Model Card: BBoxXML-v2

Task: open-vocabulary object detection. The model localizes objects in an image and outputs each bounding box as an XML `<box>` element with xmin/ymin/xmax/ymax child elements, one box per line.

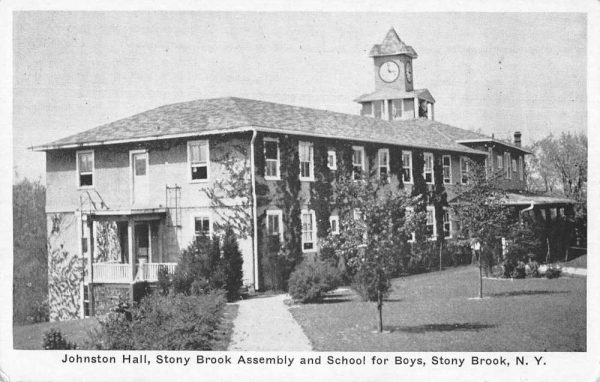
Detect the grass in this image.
<box><xmin>13</xmin><ymin>302</ymin><xmax>239</xmax><ymax>350</ymax></box>
<box><xmin>13</xmin><ymin>318</ymin><xmax>100</xmax><ymax>350</ymax></box>
<box><xmin>289</xmin><ymin>265</ymin><xmax>586</xmax><ymax>351</ymax></box>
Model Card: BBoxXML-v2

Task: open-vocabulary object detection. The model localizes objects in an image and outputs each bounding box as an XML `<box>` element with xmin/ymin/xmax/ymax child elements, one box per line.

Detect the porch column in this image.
<box><xmin>128</xmin><ymin>219</ymin><xmax>135</xmax><ymax>280</ymax></box>
<box><xmin>427</xmin><ymin>103</ymin><xmax>434</xmax><ymax>120</ymax></box>
<box><xmin>88</xmin><ymin>219</ymin><xmax>95</xmax><ymax>316</ymax></box>
<box><xmin>414</xmin><ymin>97</ymin><xmax>419</xmax><ymax>118</ymax></box>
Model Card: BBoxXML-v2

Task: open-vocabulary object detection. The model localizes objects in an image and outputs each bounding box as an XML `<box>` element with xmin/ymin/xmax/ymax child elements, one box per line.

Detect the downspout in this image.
<box><xmin>250</xmin><ymin>129</ymin><xmax>259</xmax><ymax>291</ymax></box>
<box><xmin>520</xmin><ymin>201</ymin><xmax>535</xmax><ymax>215</ymax></box>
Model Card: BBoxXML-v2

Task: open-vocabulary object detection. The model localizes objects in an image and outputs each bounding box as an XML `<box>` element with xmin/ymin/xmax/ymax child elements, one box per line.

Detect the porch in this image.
<box><xmin>83</xmin><ymin>208</ymin><xmax>179</xmax><ymax>284</ymax></box>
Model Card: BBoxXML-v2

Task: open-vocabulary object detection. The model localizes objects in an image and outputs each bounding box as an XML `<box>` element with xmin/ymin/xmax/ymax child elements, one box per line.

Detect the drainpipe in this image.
<box><xmin>250</xmin><ymin>128</ymin><xmax>259</xmax><ymax>291</ymax></box>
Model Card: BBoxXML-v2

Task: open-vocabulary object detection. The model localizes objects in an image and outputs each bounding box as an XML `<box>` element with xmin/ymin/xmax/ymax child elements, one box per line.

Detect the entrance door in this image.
<box><xmin>131</xmin><ymin>151</ymin><xmax>149</xmax><ymax>205</ymax></box>
<box><xmin>134</xmin><ymin>223</ymin><xmax>150</xmax><ymax>262</ymax></box>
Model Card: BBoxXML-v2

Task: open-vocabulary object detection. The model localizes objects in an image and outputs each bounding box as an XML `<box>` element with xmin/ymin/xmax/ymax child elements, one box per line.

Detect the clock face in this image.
<box><xmin>405</xmin><ymin>62</ymin><xmax>413</xmax><ymax>83</ymax></box>
<box><xmin>379</xmin><ymin>61</ymin><xmax>399</xmax><ymax>83</ymax></box>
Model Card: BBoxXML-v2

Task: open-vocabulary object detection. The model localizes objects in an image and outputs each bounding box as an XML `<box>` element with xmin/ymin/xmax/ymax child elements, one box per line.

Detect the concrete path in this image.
<box><xmin>227</xmin><ymin>294</ymin><xmax>313</xmax><ymax>351</ymax></box>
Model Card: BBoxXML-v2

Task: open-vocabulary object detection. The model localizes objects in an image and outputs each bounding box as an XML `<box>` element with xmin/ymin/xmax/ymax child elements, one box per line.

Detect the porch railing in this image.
<box><xmin>93</xmin><ymin>263</ymin><xmax>131</xmax><ymax>283</ymax></box>
<box><xmin>92</xmin><ymin>262</ymin><xmax>177</xmax><ymax>283</ymax></box>
<box><xmin>136</xmin><ymin>262</ymin><xmax>178</xmax><ymax>282</ymax></box>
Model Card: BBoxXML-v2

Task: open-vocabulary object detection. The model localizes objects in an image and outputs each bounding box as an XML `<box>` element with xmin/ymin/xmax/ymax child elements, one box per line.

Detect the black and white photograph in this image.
<box><xmin>2</xmin><ymin>2</ymin><xmax>597</xmax><ymax>381</ymax></box>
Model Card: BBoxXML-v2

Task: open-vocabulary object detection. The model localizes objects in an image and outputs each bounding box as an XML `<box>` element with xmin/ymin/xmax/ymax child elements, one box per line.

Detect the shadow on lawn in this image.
<box><xmin>490</xmin><ymin>290</ymin><xmax>569</xmax><ymax>298</ymax></box>
<box><xmin>386</xmin><ymin>322</ymin><xmax>496</xmax><ymax>333</ymax></box>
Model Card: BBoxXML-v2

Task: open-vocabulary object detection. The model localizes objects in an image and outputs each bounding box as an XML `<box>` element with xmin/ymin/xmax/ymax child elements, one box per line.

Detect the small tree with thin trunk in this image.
<box><xmin>322</xmin><ymin>175</ymin><xmax>424</xmax><ymax>332</ymax></box>
<box><xmin>451</xmin><ymin>162</ymin><xmax>513</xmax><ymax>298</ymax></box>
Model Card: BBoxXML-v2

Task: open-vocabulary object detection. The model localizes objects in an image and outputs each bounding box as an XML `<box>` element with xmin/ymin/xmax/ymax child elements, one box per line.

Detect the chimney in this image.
<box><xmin>513</xmin><ymin>131</ymin><xmax>522</xmax><ymax>147</ymax></box>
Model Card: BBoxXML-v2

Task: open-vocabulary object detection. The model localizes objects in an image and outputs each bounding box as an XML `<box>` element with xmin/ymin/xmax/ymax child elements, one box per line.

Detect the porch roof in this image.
<box><xmin>504</xmin><ymin>193</ymin><xmax>576</xmax><ymax>207</ymax></box>
<box><xmin>87</xmin><ymin>207</ymin><xmax>167</xmax><ymax>219</ymax></box>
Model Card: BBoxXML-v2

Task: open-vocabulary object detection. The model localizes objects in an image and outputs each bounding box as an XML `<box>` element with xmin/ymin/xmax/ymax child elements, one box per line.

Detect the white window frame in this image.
<box><xmin>187</xmin><ymin>140</ymin><xmax>209</xmax><ymax>183</ymax></box>
<box><xmin>266</xmin><ymin>210</ymin><xmax>284</xmax><ymax>242</ymax></box>
<box><xmin>426</xmin><ymin>206</ymin><xmax>437</xmax><ymax>239</ymax></box>
<box><xmin>378</xmin><ymin>148</ymin><xmax>390</xmax><ymax>182</ymax></box>
<box><xmin>512</xmin><ymin>158</ymin><xmax>517</xmax><ymax>175</ymax></box>
<box><xmin>402</xmin><ymin>150</ymin><xmax>413</xmax><ymax>184</ymax></box>
<box><xmin>406</xmin><ymin>207</ymin><xmax>416</xmax><ymax>243</ymax></box>
<box><xmin>301</xmin><ymin>209</ymin><xmax>317</xmax><ymax>253</ymax></box>
<box><xmin>327</xmin><ymin>150</ymin><xmax>337</xmax><ymax>170</ymax></box>
<box><xmin>192</xmin><ymin>214</ymin><xmax>212</xmax><ymax>239</ymax></box>
<box><xmin>504</xmin><ymin>152</ymin><xmax>512</xmax><ymax>179</ymax></box>
<box><xmin>497</xmin><ymin>154</ymin><xmax>503</xmax><ymax>170</ymax></box>
<box><xmin>352</xmin><ymin>146</ymin><xmax>365</xmax><ymax>181</ymax></box>
<box><xmin>263</xmin><ymin>137</ymin><xmax>280</xmax><ymax>180</ymax></box>
<box><xmin>329</xmin><ymin>215</ymin><xmax>340</xmax><ymax>235</ymax></box>
<box><xmin>442</xmin><ymin>155</ymin><xmax>452</xmax><ymax>184</ymax></box>
<box><xmin>443</xmin><ymin>208</ymin><xmax>452</xmax><ymax>239</ymax></box>
<box><xmin>299</xmin><ymin>141</ymin><xmax>315</xmax><ymax>181</ymax></box>
<box><xmin>423</xmin><ymin>152</ymin><xmax>434</xmax><ymax>184</ymax></box>
<box><xmin>460</xmin><ymin>156</ymin><xmax>470</xmax><ymax>185</ymax></box>
<box><xmin>76</xmin><ymin>149</ymin><xmax>95</xmax><ymax>189</ymax></box>
<box><xmin>519</xmin><ymin>156</ymin><xmax>524</xmax><ymax>181</ymax></box>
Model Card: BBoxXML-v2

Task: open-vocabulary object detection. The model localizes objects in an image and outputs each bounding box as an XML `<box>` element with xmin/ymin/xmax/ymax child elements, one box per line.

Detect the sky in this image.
<box><xmin>12</xmin><ymin>11</ymin><xmax>587</xmax><ymax>183</ymax></box>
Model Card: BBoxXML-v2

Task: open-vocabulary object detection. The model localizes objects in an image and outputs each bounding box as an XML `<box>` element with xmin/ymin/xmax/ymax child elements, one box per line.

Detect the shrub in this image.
<box><xmin>89</xmin><ymin>291</ymin><xmax>226</xmax><ymax>350</ymax></box>
<box><xmin>525</xmin><ymin>260</ymin><xmax>540</xmax><ymax>278</ymax></box>
<box><xmin>172</xmin><ymin>235</ymin><xmax>224</xmax><ymax>295</ymax></box>
<box><xmin>510</xmin><ymin>261</ymin><xmax>526</xmax><ymax>279</ymax></box>
<box><xmin>352</xmin><ymin>267</ymin><xmax>391</xmax><ymax>302</ymax></box>
<box><xmin>157</xmin><ymin>265</ymin><xmax>171</xmax><ymax>296</ymax></box>
<box><xmin>545</xmin><ymin>266</ymin><xmax>562</xmax><ymax>279</ymax></box>
<box><xmin>42</xmin><ymin>328</ymin><xmax>77</xmax><ymax>350</ymax></box>
<box><xmin>288</xmin><ymin>259</ymin><xmax>341</xmax><ymax>303</ymax></box>
<box><xmin>28</xmin><ymin>299</ymin><xmax>49</xmax><ymax>324</ymax></box>
<box><xmin>221</xmin><ymin>226</ymin><xmax>244</xmax><ymax>301</ymax></box>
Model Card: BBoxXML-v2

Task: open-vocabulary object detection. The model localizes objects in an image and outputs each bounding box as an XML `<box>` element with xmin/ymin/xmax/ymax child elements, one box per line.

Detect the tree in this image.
<box><xmin>526</xmin><ymin>132</ymin><xmax>587</xmax><ymax>244</ymax></box>
<box><xmin>221</xmin><ymin>225</ymin><xmax>244</xmax><ymax>301</ymax></box>
<box><xmin>322</xmin><ymin>175</ymin><xmax>424</xmax><ymax>332</ymax></box>
<box><xmin>13</xmin><ymin>177</ymin><xmax>49</xmax><ymax>323</ymax></box>
<box><xmin>451</xmin><ymin>162</ymin><xmax>514</xmax><ymax>298</ymax></box>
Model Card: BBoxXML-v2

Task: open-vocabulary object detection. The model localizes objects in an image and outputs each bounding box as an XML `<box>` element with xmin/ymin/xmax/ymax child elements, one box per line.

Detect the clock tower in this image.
<box><xmin>355</xmin><ymin>28</ymin><xmax>435</xmax><ymax>121</ymax></box>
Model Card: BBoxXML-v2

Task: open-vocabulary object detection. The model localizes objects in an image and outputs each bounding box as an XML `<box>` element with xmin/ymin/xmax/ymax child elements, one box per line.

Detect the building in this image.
<box><xmin>33</xmin><ymin>28</ymin><xmax>570</xmax><ymax>321</ymax></box>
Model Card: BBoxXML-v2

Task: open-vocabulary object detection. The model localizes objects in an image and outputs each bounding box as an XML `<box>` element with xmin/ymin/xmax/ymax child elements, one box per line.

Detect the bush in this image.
<box><xmin>172</xmin><ymin>235</ymin><xmax>224</xmax><ymax>295</ymax></box>
<box><xmin>221</xmin><ymin>226</ymin><xmax>244</xmax><ymax>301</ymax></box>
<box><xmin>352</xmin><ymin>267</ymin><xmax>391</xmax><ymax>302</ymax></box>
<box><xmin>510</xmin><ymin>261</ymin><xmax>526</xmax><ymax>279</ymax></box>
<box><xmin>525</xmin><ymin>260</ymin><xmax>540</xmax><ymax>278</ymax></box>
<box><xmin>545</xmin><ymin>266</ymin><xmax>562</xmax><ymax>279</ymax></box>
<box><xmin>157</xmin><ymin>265</ymin><xmax>171</xmax><ymax>296</ymax></box>
<box><xmin>288</xmin><ymin>259</ymin><xmax>341</xmax><ymax>303</ymax></box>
<box><xmin>90</xmin><ymin>291</ymin><xmax>226</xmax><ymax>350</ymax></box>
<box><xmin>42</xmin><ymin>328</ymin><xmax>77</xmax><ymax>350</ymax></box>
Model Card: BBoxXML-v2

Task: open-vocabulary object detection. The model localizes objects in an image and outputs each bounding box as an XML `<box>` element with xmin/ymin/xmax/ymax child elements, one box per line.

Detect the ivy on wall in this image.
<box><xmin>309</xmin><ymin>140</ymin><xmax>333</xmax><ymax>239</ymax></box>
<box><xmin>432</xmin><ymin>154</ymin><xmax>448</xmax><ymax>245</ymax></box>
<box><xmin>390</xmin><ymin>148</ymin><xmax>404</xmax><ymax>190</ymax></box>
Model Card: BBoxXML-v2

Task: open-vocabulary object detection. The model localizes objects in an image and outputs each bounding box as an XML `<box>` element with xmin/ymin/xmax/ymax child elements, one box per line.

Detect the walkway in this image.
<box><xmin>227</xmin><ymin>294</ymin><xmax>313</xmax><ymax>351</ymax></box>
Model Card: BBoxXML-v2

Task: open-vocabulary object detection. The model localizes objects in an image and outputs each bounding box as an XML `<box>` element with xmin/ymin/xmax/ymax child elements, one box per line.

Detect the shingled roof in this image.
<box><xmin>369</xmin><ymin>28</ymin><xmax>418</xmax><ymax>58</ymax></box>
<box><xmin>33</xmin><ymin>97</ymin><xmax>488</xmax><ymax>156</ymax></box>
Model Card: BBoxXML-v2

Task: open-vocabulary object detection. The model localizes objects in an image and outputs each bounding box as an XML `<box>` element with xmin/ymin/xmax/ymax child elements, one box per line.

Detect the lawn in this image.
<box><xmin>13</xmin><ymin>304</ymin><xmax>239</xmax><ymax>350</ymax></box>
<box><xmin>289</xmin><ymin>266</ymin><xmax>586</xmax><ymax>351</ymax></box>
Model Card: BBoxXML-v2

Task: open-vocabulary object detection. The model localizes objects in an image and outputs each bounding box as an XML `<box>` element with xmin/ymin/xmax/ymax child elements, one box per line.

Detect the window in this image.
<box><xmin>77</xmin><ymin>150</ymin><xmax>94</xmax><ymax>187</ymax></box>
<box><xmin>504</xmin><ymin>152</ymin><xmax>511</xmax><ymax>179</ymax></box>
<box><xmin>188</xmin><ymin>140</ymin><xmax>209</xmax><ymax>181</ymax></box>
<box><xmin>460</xmin><ymin>157</ymin><xmax>470</xmax><ymax>185</ymax></box>
<box><xmin>301</xmin><ymin>210</ymin><xmax>317</xmax><ymax>252</ymax></box>
<box><xmin>426</xmin><ymin>206</ymin><xmax>436</xmax><ymax>238</ymax></box>
<box><xmin>266</xmin><ymin>210</ymin><xmax>283</xmax><ymax>242</ymax></box>
<box><xmin>519</xmin><ymin>156</ymin><xmax>524</xmax><ymax>181</ymax></box>
<box><xmin>391</xmin><ymin>99</ymin><xmax>402</xmax><ymax>120</ymax></box>
<box><xmin>361</xmin><ymin>102</ymin><xmax>373</xmax><ymax>117</ymax></box>
<box><xmin>352</xmin><ymin>146</ymin><xmax>365</xmax><ymax>181</ymax></box>
<box><xmin>378</xmin><ymin>149</ymin><xmax>390</xmax><ymax>182</ymax></box>
<box><xmin>512</xmin><ymin>159</ymin><xmax>517</xmax><ymax>175</ymax></box>
<box><xmin>194</xmin><ymin>216</ymin><xmax>211</xmax><ymax>238</ymax></box>
<box><xmin>443</xmin><ymin>209</ymin><xmax>451</xmax><ymax>239</ymax></box>
<box><xmin>402</xmin><ymin>151</ymin><xmax>413</xmax><ymax>183</ymax></box>
<box><xmin>299</xmin><ymin>141</ymin><xmax>314</xmax><ymax>181</ymax></box>
<box><xmin>442</xmin><ymin>155</ymin><xmax>452</xmax><ymax>184</ymax></box>
<box><xmin>423</xmin><ymin>153</ymin><xmax>434</xmax><ymax>184</ymax></box>
<box><xmin>327</xmin><ymin>150</ymin><xmax>337</xmax><ymax>170</ymax></box>
<box><xmin>405</xmin><ymin>207</ymin><xmax>416</xmax><ymax>242</ymax></box>
<box><xmin>329</xmin><ymin>215</ymin><xmax>339</xmax><ymax>235</ymax></box>
<box><xmin>497</xmin><ymin>154</ymin><xmax>503</xmax><ymax>169</ymax></box>
<box><xmin>353</xmin><ymin>208</ymin><xmax>362</xmax><ymax>221</ymax></box>
<box><xmin>264</xmin><ymin>138</ymin><xmax>280</xmax><ymax>180</ymax></box>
